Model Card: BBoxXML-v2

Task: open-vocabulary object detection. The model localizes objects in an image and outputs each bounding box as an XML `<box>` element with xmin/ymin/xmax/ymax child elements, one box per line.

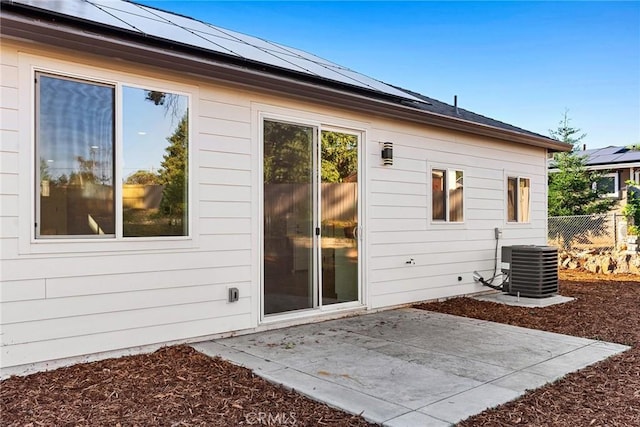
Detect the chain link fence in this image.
<box><xmin>548</xmin><ymin>214</ymin><xmax>625</xmax><ymax>252</ymax></box>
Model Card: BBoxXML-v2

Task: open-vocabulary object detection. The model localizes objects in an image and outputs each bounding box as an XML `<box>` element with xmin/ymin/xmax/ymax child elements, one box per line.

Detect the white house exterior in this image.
<box><xmin>0</xmin><ymin>0</ymin><xmax>570</xmax><ymax>377</ymax></box>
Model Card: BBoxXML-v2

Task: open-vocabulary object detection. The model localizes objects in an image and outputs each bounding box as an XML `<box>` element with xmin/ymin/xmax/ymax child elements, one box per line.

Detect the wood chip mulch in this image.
<box><xmin>2</xmin><ymin>270</ymin><xmax>638</xmax><ymax>426</ymax></box>
<box><xmin>415</xmin><ymin>270</ymin><xmax>640</xmax><ymax>427</ymax></box>
<box><xmin>0</xmin><ymin>346</ymin><xmax>373</xmax><ymax>426</ymax></box>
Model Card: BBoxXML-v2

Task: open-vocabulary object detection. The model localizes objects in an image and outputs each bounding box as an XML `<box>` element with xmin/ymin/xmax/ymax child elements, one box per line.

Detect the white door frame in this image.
<box><xmin>257</xmin><ymin>113</ymin><xmax>366</xmax><ymax>324</ymax></box>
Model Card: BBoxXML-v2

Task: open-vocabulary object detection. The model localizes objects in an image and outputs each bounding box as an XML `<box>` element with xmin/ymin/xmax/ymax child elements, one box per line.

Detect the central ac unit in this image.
<box><xmin>501</xmin><ymin>245</ymin><xmax>558</xmax><ymax>298</ymax></box>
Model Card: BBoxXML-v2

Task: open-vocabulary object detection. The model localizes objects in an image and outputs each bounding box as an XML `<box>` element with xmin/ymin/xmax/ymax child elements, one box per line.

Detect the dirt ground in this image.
<box><xmin>1</xmin><ymin>270</ymin><xmax>638</xmax><ymax>426</ymax></box>
<box><xmin>416</xmin><ymin>270</ymin><xmax>640</xmax><ymax>426</ymax></box>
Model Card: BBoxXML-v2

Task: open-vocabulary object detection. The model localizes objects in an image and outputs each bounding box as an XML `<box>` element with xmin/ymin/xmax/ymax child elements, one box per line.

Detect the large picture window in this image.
<box><xmin>432</xmin><ymin>168</ymin><xmax>464</xmax><ymax>222</ymax></box>
<box><xmin>36</xmin><ymin>72</ymin><xmax>189</xmax><ymax>239</ymax></box>
<box><xmin>507</xmin><ymin>176</ymin><xmax>530</xmax><ymax>223</ymax></box>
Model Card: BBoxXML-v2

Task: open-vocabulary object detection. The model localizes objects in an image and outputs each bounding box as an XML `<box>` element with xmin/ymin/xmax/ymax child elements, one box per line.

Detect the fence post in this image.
<box><xmin>614</xmin><ymin>213</ymin><xmax>617</xmax><ymax>249</ymax></box>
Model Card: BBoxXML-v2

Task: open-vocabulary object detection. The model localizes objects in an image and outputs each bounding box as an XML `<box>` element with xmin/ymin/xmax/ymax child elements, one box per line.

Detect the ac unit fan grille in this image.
<box><xmin>503</xmin><ymin>245</ymin><xmax>558</xmax><ymax>298</ymax></box>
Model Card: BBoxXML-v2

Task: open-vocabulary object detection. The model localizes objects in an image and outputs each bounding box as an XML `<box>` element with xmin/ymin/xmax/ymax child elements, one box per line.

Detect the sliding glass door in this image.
<box><xmin>263</xmin><ymin>121</ymin><xmax>315</xmax><ymax>315</ymax></box>
<box><xmin>320</xmin><ymin>130</ymin><xmax>358</xmax><ymax>306</ymax></box>
<box><xmin>263</xmin><ymin>120</ymin><xmax>359</xmax><ymax>316</ymax></box>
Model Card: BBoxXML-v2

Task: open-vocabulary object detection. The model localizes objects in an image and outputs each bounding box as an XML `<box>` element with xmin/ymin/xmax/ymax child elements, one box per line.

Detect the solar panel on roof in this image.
<box><xmin>618</xmin><ymin>151</ymin><xmax>640</xmax><ymax>162</ymax></box>
<box><xmin>273</xmin><ymin>44</ymin><xmax>350</xmax><ymax>69</ymax></box>
<box><xmin>596</xmin><ymin>146</ymin><xmax>625</xmax><ymax>155</ymax></box>
<box><xmin>9</xmin><ymin>0</ymin><xmax>422</xmax><ymax>102</ymax></box>
<box><xmin>590</xmin><ymin>154</ymin><xmax>625</xmax><ymax>164</ymax></box>
<box><xmin>586</xmin><ymin>149</ymin><xmax>640</xmax><ymax>166</ymax></box>
<box><xmin>14</xmin><ymin>0</ymin><xmax>141</xmax><ymax>32</ymax></box>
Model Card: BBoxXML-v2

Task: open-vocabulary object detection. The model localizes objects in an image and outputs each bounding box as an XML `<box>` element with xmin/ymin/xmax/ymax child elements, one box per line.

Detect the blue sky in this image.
<box><xmin>138</xmin><ymin>1</ymin><xmax>640</xmax><ymax>148</ymax></box>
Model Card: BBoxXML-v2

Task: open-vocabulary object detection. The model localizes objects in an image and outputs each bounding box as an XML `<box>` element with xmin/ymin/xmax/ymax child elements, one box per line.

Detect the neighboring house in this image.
<box><xmin>549</xmin><ymin>146</ymin><xmax>640</xmax><ymax>209</ymax></box>
<box><xmin>0</xmin><ymin>0</ymin><xmax>570</xmax><ymax>376</ymax></box>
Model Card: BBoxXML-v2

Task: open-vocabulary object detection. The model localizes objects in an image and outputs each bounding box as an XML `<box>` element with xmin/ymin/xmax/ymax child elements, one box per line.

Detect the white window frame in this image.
<box><xmin>18</xmin><ymin>53</ymin><xmax>199</xmax><ymax>254</ymax></box>
<box><xmin>430</xmin><ymin>165</ymin><xmax>465</xmax><ymax>224</ymax></box>
<box><xmin>506</xmin><ymin>175</ymin><xmax>531</xmax><ymax>224</ymax></box>
<box><xmin>592</xmin><ymin>172</ymin><xmax>619</xmax><ymax>198</ymax></box>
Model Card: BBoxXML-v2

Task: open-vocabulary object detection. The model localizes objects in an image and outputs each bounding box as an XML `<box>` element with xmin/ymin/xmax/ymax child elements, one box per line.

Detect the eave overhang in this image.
<box><xmin>0</xmin><ymin>9</ymin><xmax>572</xmax><ymax>153</ymax></box>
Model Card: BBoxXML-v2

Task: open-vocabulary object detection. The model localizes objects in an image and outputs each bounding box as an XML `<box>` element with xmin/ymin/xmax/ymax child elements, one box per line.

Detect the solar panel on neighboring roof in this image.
<box><xmin>9</xmin><ymin>0</ymin><xmax>421</xmax><ymax>102</ymax></box>
<box><xmin>594</xmin><ymin>146</ymin><xmax>625</xmax><ymax>156</ymax></box>
<box><xmin>620</xmin><ymin>151</ymin><xmax>640</xmax><ymax>162</ymax></box>
<box><xmin>571</xmin><ymin>146</ymin><xmax>640</xmax><ymax>166</ymax></box>
<box><xmin>591</xmin><ymin>154</ymin><xmax>625</xmax><ymax>164</ymax></box>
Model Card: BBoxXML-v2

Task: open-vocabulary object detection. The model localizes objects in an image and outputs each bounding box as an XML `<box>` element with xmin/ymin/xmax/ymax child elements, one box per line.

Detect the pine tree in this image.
<box><xmin>547</xmin><ymin>112</ymin><xmax>616</xmax><ymax>248</ymax></box>
<box><xmin>158</xmin><ymin>113</ymin><xmax>188</xmax><ymax>220</ymax></box>
<box><xmin>548</xmin><ymin>153</ymin><xmax>615</xmax><ymax>216</ymax></box>
<box><xmin>549</xmin><ymin>110</ymin><xmax>587</xmax><ymax>148</ymax></box>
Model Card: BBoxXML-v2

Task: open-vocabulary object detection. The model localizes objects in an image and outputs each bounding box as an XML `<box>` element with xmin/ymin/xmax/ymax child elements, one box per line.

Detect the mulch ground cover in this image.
<box><xmin>0</xmin><ymin>345</ymin><xmax>373</xmax><ymax>426</ymax></box>
<box><xmin>415</xmin><ymin>270</ymin><xmax>640</xmax><ymax>426</ymax></box>
<box><xmin>2</xmin><ymin>270</ymin><xmax>638</xmax><ymax>426</ymax></box>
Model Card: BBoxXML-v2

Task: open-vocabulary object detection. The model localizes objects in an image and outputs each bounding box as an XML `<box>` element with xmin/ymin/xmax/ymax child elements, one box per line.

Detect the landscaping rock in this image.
<box><xmin>600</xmin><ymin>256</ymin><xmax>615</xmax><ymax>274</ymax></box>
<box><xmin>630</xmin><ymin>258</ymin><xmax>640</xmax><ymax>275</ymax></box>
<box><xmin>584</xmin><ymin>257</ymin><xmax>601</xmax><ymax>273</ymax></box>
<box><xmin>557</xmin><ymin>249</ymin><xmax>640</xmax><ymax>275</ymax></box>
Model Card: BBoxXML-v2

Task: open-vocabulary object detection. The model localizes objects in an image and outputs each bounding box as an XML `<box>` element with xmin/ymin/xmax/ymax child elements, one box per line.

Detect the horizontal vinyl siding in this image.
<box><xmin>3</xmin><ymin>296</ymin><xmax>252</xmax><ymax>350</ymax></box>
<box><xmin>368</xmin><ymin>121</ymin><xmax>547</xmax><ymax>309</ymax></box>
<box><xmin>2</xmin><ymin>312</ymin><xmax>252</xmax><ymax>368</ymax></box>
<box><xmin>1</xmin><ymin>40</ymin><xmax>552</xmax><ymax>372</ymax></box>
<box><xmin>0</xmin><ymin>47</ymin><xmax>20</xmax><ymax>277</ymax></box>
<box><xmin>1</xmin><ymin>249</ymin><xmax>251</xmax><ymax>281</ymax></box>
<box><xmin>0</xmin><ymin>43</ymin><xmax>257</xmax><ymax>369</ymax></box>
<box><xmin>0</xmin><ymin>279</ymin><xmax>46</xmax><ymax>302</ymax></box>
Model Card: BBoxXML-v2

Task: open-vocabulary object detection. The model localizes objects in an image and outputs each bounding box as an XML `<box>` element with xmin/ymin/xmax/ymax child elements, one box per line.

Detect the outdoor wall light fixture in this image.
<box><xmin>381</xmin><ymin>142</ymin><xmax>393</xmax><ymax>166</ymax></box>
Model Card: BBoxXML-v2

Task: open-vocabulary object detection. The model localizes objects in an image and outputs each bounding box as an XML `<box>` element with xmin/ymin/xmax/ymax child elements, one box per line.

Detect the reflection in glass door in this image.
<box><xmin>263</xmin><ymin>121</ymin><xmax>315</xmax><ymax>315</ymax></box>
<box><xmin>263</xmin><ymin>121</ymin><xmax>359</xmax><ymax>316</ymax></box>
<box><xmin>320</xmin><ymin>131</ymin><xmax>359</xmax><ymax>305</ymax></box>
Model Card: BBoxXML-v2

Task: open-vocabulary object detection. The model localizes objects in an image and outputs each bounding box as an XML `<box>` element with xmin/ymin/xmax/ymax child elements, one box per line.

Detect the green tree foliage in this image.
<box><xmin>549</xmin><ymin>109</ymin><xmax>587</xmax><ymax>148</ymax></box>
<box><xmin>622</xmin><ymin>180</ymin><xmax>640</xmax><ymax>232</ymax></box>
<box><xmin>263</xmin><ymin>122</ymin><xmax>358</xmax><ymax>184</ymax></box>
<box><xmin>547</xmin><ymin>112</ymin><xmax>616</xmax><ymax>248</ymax></box>
<box><xmin>158</xmin><ymin>113</ymin><xmax>188</xmax><ymax>219</ymax></box>
<box><xmin>125</xmin><ymin>170</ymin><xmax>160</xmax><ymax>185</ymax></box>
<box><xmin>548</xmin><ymin>111</ymin><xmax>615</xmax><ymax>215</ymax></box>
<box><xmin>548</xmin><ymin>153</ymin><xmax>615</xmax><ymax>216</ymax></box>
<box><xmin>263</xmin><ymin>121</ymin><xmax>313</xmax><ymax>184</ymax></box>
<box><xmin>321</xmin><ymin>131</ymin><xmax>358</xmax><ymax>183</ymax></box>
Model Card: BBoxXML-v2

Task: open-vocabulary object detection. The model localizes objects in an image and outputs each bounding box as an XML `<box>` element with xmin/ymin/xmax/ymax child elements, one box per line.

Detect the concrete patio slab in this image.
<box><xmin>258</xmin><ymin>367</ymin><xmax>410</xmax><ymax>422</ymax></box>
<box><xmin>418</xmin><ymin>382</ymin><xmax>521</xmax><ymax>425</ymax></box>
<box><xmin>473</xmin><ymin>292</ymin><xmax>575</xmax><ymax>307</ymax></box>
<box><xmin>385</xmin><ymin>411</ymin><xmax>451</xmax><ymax>427</ymax></box>
<box><xmin>192</xmin><ymin>308</ymin><xmax>629</xmax><ymax>426</ymax></box>
<box><xmin>489</xmin><ymin>370</ymin><xmax>551</xmax><ymax>393</ymax></box>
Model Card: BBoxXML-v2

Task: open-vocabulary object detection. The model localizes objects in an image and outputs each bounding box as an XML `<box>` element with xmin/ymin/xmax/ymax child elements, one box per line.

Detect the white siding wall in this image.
<box><xmin>0</xmin><ymin>43</ymin><xmax>255</xmax><ymax>373</ymax></box>
<box><xmin>367</xmin><ymin>121</ymin><xmax>548</xmax><ymax>308</ymax></box>
<box><xmin>0</xmin><ymin>41</ymin><xmax>549</xmax><ymax>374</ymax></box>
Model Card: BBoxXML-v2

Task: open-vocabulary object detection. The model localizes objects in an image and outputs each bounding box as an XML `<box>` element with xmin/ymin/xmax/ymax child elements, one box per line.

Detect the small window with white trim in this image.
<box><xmin>35</xmin><ymin>72</ymin><xmax>190</xmax><ymax>239</ymax></box>
<box><xmin>507</xmin><ymin>176</ymin><xmax>530</xmax><ymax>223</ymax></box>
<box><xmin>432</xmin><ymin>168</ymin><xmax>464</xmax><ymax>222</ymax></box>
